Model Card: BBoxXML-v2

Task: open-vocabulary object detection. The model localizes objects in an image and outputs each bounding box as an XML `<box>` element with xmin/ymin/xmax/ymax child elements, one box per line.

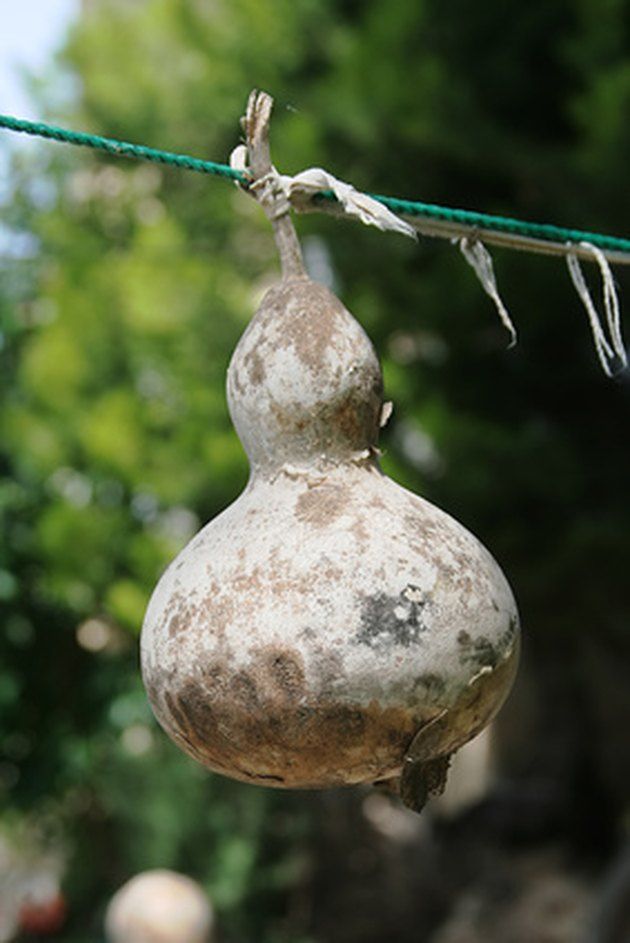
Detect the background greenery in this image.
<box><xmin>1</xmin><ymin>1</ymin><xmax>629</xmax><ymax>940</ymax></box>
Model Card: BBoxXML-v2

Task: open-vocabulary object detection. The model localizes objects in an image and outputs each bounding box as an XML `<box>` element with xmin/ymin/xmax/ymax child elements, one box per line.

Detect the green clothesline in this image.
<box><xmin>2</xmin><ymin>112</ymin><xmax>630</xmax><ymax>262</ymax></box>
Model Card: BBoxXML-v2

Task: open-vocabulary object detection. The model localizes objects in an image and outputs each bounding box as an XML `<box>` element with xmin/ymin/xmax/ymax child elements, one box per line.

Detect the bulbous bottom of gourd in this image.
<box><xmin>141</xmin><ymin>461</ymin><xmax>520</xmax><ymax>790</ymax></box>
<box><xmin>143</xmin><ymin>641</ymin><xmax>518</xmax><ymax>788</ymax></box>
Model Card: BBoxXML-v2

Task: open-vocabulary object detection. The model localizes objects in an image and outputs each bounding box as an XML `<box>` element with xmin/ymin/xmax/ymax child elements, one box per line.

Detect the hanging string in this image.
<box><xmin>459</xmin><ymin>238</ymin><xmax>517</xmax><ymax>347</ymax></box>
<box><xmin>566</xmin><ymin>242</ymin><xmax>627</xmax><ymax>377</ymax></box>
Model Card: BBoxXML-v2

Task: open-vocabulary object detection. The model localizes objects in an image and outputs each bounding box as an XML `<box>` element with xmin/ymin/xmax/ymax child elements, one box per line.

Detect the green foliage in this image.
<box><xmin>1</xmin><ymin>1</ymin><xmax>629</xmax><ymax>940</ymax></box>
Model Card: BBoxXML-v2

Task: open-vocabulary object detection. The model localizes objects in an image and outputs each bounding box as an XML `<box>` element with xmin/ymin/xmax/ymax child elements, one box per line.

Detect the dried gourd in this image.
<box><xmin>141</xmin><ymin>92</ymin><xmax>519</xmax><ymax>811</ymax></box>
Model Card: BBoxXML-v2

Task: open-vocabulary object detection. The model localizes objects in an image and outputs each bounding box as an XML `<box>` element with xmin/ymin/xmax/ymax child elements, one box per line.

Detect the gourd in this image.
<box><xmin>140</xmin><ymin>92</ymin><xmax>519</xmax><ymax>811</ymax></box>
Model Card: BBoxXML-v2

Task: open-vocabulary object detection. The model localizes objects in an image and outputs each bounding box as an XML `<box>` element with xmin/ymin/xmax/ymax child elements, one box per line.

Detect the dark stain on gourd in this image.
<box><xmin>147</xmin><ymin>662</ymin><xmax>424</xmax><ymax>787</ymax></box>
<box><xmin>356</xmin><ymin>584</ymin><xmax>429</xmax><ymax>649</ymax></box>
<box><xmin>146</xmin><ymin>634</ymin><xmax>520</xmax><ymax>789</ymax></box>
<box><xmin>322</xmin><ymin>390</ymin><xmax>382</xmax><ymax>447</ymax></box>
<box><xmin>267</xmin><ymin>280</ymin><xmax>343</xmax><ymax>368</ymax></box>
<box><xmin>244</xmin><ymin>347</ymin><xmax>266</xmax><ymax>386</ymax></box>
<box><xmin>261</xmin><ymin>648</ymin><xmax>306</xmax><ymax>699</ymax></box>
<box><xmin>457</xmin><ymin>619</ymin><xmax>520</xmax><ymax>673</ymax></box>
<box><xmin>165</xmin><ymin>593</ymin><xmax>199</xmax><ymax>639</ymax></box>
<box><xmin>167</xmin><ymin>612</ymin><xmax>186</xmax><ymax>639</ymax></box>
<box><xmin>413</xmin><ymin>673</ymin><xmax>447</xmax><ymax>699</ymax></box>
<box><xmin>457</xmin><ymin>631</ymin><xmax>501</xmax><ymax>670</ymax></box>
<box><xmin>295</xmin><ymin>484</ymin><xmax>347</xmax><ymax>526</ymax></box>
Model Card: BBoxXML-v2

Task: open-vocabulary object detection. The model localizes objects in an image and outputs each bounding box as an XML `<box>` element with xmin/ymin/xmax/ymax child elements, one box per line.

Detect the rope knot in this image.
<box><xmin>248</xmin><ymin>169</ymin><xmax>292</xmax><ymax>220</ymax></box>
<box><xmin>229</xmin><ymin>143</ymin><xmax>416</xmax><ymax>239</ymax></box>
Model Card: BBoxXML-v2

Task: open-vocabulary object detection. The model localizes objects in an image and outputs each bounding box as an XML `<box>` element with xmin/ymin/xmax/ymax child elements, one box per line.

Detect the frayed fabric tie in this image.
<box><xmin>459</xmin><ymin>237</ymin><xmax>517</xmax><ymax>347</ymax></box>
<box><xmin>566</xmin><ymin>241</ymin><xmax>627</xmax><ymax>377</ymax></box>
<box><xmin>230</xmin><ymin>145</ymin><xmax>416</xmax><ymax>239</ymax></box>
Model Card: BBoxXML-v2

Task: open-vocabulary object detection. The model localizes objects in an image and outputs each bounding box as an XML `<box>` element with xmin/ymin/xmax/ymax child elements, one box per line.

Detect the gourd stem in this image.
<box><xmin>270</xmin><ymin>214</ymin><xmax>306</xmax><ymax>281</ymax></box>
<box><xmin>243</xmin><ymin>90</ymin><xmax>306</xmax><ymax>280</ymax></box>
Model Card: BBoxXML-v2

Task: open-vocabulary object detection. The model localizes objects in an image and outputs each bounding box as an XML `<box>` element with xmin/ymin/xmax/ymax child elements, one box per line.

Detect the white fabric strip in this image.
<box><xmin>229</xmin><ymin>146</ymin><xmax>416</xmax><ymax>238</ymax></box>
<box><xmin>566</xmin><ymin>241</ymin><xmax>627</xmax><ymax>376</ymax></box>
<box><xmin>459</xmin><ymin>237</ymin><xmax>517</xmax><ymax>347</ymax></box>
<box><xmin>283</xmin><ymin>167</ymin><xmax>417</xmax><ymax>239</ymax></box>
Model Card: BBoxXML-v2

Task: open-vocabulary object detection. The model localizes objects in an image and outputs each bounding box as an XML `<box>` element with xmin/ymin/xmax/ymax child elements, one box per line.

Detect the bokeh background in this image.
<box><xmin>1</xmin><ymin>1</ymin><xmax>630</xmax><ymax>940</ymax></box>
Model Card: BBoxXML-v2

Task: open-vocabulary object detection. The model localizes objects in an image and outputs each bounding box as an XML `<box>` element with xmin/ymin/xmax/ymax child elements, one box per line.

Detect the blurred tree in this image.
<box><xmin>1</xmin><ymin>0</ymin><xmax>629</xmax><ymax>940</ymax></box>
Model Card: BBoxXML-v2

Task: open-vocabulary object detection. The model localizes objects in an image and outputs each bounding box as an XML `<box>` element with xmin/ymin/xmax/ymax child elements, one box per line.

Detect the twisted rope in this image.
<box><xmin>2</xmin><ymin>113</ymin><xmax>630</xmax><ymax>264</ymax></box>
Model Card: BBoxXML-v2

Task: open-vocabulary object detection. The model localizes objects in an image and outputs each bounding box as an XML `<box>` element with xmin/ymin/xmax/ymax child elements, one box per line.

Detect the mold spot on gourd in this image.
<box><xmin>355</xmin><ymin>585</ymin><xmax>430</xmax><ymax>650</ymax></box>
<box><xmin>140</xmin><ymin>90</ymin><xmax>520</xmax><ymax>812</ymax></box>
